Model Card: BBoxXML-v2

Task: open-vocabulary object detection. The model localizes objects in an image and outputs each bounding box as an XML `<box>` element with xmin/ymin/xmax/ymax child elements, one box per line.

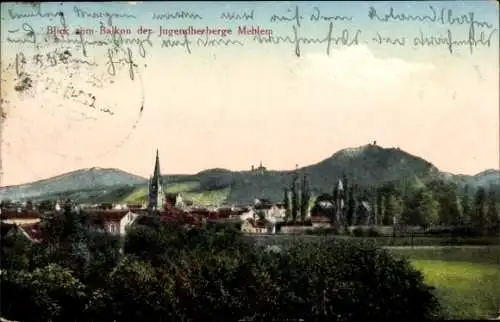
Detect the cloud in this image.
<box><xmin>293</xmin><ymin>45</ymin><xmax>435</xmax><ymax>89</ymax></box>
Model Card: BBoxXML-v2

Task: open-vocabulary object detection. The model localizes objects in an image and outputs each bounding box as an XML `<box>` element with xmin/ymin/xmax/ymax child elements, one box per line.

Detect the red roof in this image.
<box><xmin>87</xmin><ymin>210</ymin><xmax>129</xmax><ymax>222</ymax></box>
<box><xmin>161</xmin><ymin>203</ymin><xmax>186</xmax><ymax>216</ymax></box>
<box><xmin>0</xmin><ymin>210</ymin><xmax>41</xmax><ymax>220</ymax></box>
<box><xmin>188</xmin><ymin>208</ymin><xmax>210</xmax><ymax>216</ymax></box>
<box><xmin>230</xmin><ymin>208</ymin><xmax>250</xmax><ymax>216</ymax></box>
<box><xmin>159</xmin><ymin>212</ymin><xmax>203</xmax><ymax>226</ymax></box>
<box><xmin>207</xmin><ymin>211</ymin><xmax>219</xmax><ymax>219</ymax></box>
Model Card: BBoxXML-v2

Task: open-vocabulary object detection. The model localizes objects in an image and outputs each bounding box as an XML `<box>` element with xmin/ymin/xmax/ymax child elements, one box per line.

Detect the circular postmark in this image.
<box><xmin>1</xmin><ymin>33</ymin><xmax>145</xmax><ymax>164</ymax></box>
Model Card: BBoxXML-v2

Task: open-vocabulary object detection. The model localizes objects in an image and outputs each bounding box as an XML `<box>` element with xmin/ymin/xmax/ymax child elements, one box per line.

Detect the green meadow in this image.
<box><xmin>390</xmin><ymin>247</ymin><xmax>500</xmax><ymax>320</ymax></box>
<box><xmin>118</xmin><ymin>181</ymin><xmax>230</xmax><ymax>207</ymax></box>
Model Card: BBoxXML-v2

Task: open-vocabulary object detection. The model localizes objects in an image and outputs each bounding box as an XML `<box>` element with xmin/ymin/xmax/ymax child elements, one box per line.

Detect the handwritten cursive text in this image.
<box><xmin>254</xmin><ymin>23</ymin><xmax>361</xmax><ymax>57</ymax></box>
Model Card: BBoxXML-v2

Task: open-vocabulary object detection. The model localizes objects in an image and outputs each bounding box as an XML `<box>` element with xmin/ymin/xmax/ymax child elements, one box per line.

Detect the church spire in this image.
<box><xmin>148</xmin><ymin>149</ymin><xmax>165</xmax><ymax>211</ymax></box>
<box><xmin>153</xmin><ymin>149</ymin><xmax>161</xmax><ymax>183</ymax></box>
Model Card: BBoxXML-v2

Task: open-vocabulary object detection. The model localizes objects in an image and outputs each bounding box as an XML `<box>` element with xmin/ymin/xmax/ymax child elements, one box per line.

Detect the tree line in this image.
<box><xmin>365</xmin><ymin>180</ymin><xmax>499</xmax><ymax>234</ymax></box>
<box><xmin>281</xmin><ymin>172</ymin><xmax>499</xmax><ymax>235</ymax></box>
<box><xmin>282</xmin><ymin>171</ymin><xmax>311</xmax><ymax>223</ymax></box>
<box><xmin>1</xmin><ymin>202</ymin><xmax>441</xmax><ymax>321</ymax></box>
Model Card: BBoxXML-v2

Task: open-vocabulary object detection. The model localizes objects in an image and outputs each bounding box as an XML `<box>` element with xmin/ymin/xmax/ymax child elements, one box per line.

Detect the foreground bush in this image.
<box><xmin>350</xmin><ymin>226</ymin><xmax>381</xmax><ymax>237</ymax></box>
<box><xmin>0</xmin><ymin>264</ymin><xmax>87</xmax><ymax>322</ymax></box>
<box><xmin>1</xmin><ymin>220</ymin><xmax>441</xmax><ymax>321</ymax></box>
<box><xmin>277</xmin><ymin>239</ymin><xmax>439</xmax><ymax>321</ymax></box>
<box><xmin>118</xmin><ymin>224</ymin><xmax>441</xmax><ymax>321</ymax></box>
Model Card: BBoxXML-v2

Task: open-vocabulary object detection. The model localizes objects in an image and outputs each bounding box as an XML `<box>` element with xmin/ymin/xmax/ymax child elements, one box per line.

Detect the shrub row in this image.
<box><xmin>1</xmin><ymin>221</ymin><xmax>442</xmax><ymax>322</ymax></box>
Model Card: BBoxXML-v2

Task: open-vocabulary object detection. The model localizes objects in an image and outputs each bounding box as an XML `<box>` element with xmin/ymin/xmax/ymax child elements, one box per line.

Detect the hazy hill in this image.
<box><xmin>302</xmin><ymin>144</ymin><xmax>439</xmax><ymax>188</ymax></box>
<box><xmin>1</xmin><ymin>144</ymin><xmax>498</xmax><ymax>205</ymax></box>
<box><xmin>461</xmin><ymin>169</ymin><xmax>500</xmax><ymax>188</ymax></box>
<box><xmin>0</xmin><ymin>168</ymin><xmax>147</xmax><ymax>201</ymax></box>
<box><xmin>440</xmin><ymin>169</ymin><xmax>500</xmax><ymax>191</ymax></box>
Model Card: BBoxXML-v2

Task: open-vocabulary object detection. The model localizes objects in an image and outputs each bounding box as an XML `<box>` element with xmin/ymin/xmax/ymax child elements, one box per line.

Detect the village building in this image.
<box><xmin>250</xmin><ymin>161</ymin><xmax>267</xmax><ymax>175</ymax></box>
<box><xmin>0</xmin><ymin>207</ymin><xmax>43</xmax><ymax>243</ymax></box>
<box><xmin>1</xmin><ymin>221</ymin><xmax>42</xmax><ymax>244</ymax></box>
<box><xmin>241</xmin><ymin>218</ymin><xmax>273</xmax><ymax>234</ymax></box>
<box><xmin>87</xmin><ymin>209</ymin><xmax>142</xmax><ymax>236</ymax></box>
<box><xmin>0</xmin><ymin>208</ymin><xmax>41</xmax><ymax>225</ymax></box>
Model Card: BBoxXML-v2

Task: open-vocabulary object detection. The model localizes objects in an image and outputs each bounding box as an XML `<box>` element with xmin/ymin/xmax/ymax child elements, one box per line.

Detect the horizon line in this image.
<box><xmin>1</xmin><ymin>143</ymin><xmax>498</xmax><ymax>188</ymax></box>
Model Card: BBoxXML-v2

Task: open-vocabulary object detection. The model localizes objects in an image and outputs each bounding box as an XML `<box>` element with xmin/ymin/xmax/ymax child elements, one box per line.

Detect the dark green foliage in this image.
<box><xmin>1</xmin><ymin>264</ymin><xmax>87</xmax><ymax>322</ymax></box>
<box><xmin>305</xmin><ymin>227</ymin><xmax>340</xmax><ymax>235</ymax></box>
<box><xmin>486</xmin><ymin>188</ymin><xmax>499</xmax><ymax>234</ymax></box>
<box><xmin>197</xmin><ymin>168</ymin><xmax>234</xmax><ymax>190</ymax></box>
<box><xmin>283</xmin><ymin>188</ymin><xmax>291</xmax><ymax>221</ymax></box>
<box><xmin>400</xmin><ymin>187</ymin><xmax>439</xmax><ymax>227</ymax></box>
<box><xmin>427</xmin><ymin>180</ymin><xmax>462</xmax><ymax>226</ymax></box>
<box><xmin>1</xmin><ymin>207</ymin><xmax>124</xmax><ymax>322</ymax></box>
<box><xmin>473</xmin><ymin>187</ymin><xmax>487</xmax><ymax>234</ymax></box>
<box><xmin>1</xmin><ymin>210</ymin><xmax>441</xmax><ymax>322</ymax></box>
<box><xmin>37</xmin><ymin>205</ymin><xmax>91</xmax><ymax>278</ymax></box>
<box><xmin>347</xmin><ymin>187</ymin><xmax>356</xmax><ymax>225</ymax></box>
<box><xmin>290</xmin><ymin>172</ymin><xmax>299</xmax><ymax>223</ymax></box>
<box><xmin>461</xmin><ymin>185</ymin><xmax>472</xmax><ymax>224</ymax></box>
<box><xmin>351</xmin><ymin>226</ymin><xmax>381</xmax><ymax>237</ymax></box>
<box><xmin>0</xmin><ymin>229</ymin><xmax>34</xmax><ymax>271</ymax></box>
<box><xmin>274</xmin><ymin>239</ymin><xmax>440</xmax><ymax>321</ymax></box>
<box><xmin>376</xmin><ymin>188</ymin><xmax>384</xmax><ymax>225</ymax></box>
<box><xmin>310</xmin><ymin>193</ymin><xmax>335</xmax><ymax>220</ymax></box>
<box><xmin>300</xmin><ymin>174</ymin><xmax>311</xmax><ymax>222</ymax></box>
<box><xmin>83</xmin><ymin>231</ymin><xmax>121</xmax><ymax>287</ymax></box>
<box><xmin>121</xmin><ymin>225</ymin><xmax>441</xmax><ymax>321</ymax></box>
<box><xmin>245</xmin><ymin>234</ymin><xmax>499</xmax><ymax>249</ymax></box>
<box><xmin>104</xmin><ymin>257</ymin><xmax>176</xmax><ymax>321</ymax></box>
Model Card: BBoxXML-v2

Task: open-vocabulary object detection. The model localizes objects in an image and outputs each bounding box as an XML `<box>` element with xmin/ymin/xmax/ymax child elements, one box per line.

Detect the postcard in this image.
<box><xmin>0</xmin><ymin>0</ymin><xmax>498</xmax><ymax>206</ymax></box>
<box><xmin>1</xmin><ymin>0</ymin><xmax>498</xmax><ymax>194</ymax></box>
<box><xmin>0</xmin><ymin>1</ymin><xmax>499</xmax><ymax>320</ymax></box>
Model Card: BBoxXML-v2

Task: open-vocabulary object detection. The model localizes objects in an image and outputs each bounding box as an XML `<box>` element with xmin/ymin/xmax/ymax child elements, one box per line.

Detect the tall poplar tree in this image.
<box><xmin>460</xmin><ymin>185</ymin><xmax>472</xmax><ymax>225</ymax></box>
<box><xmin>371</xmin><ymin>188</ymin><xmax>378</xmax><ymax>225</ymax></box>
<box><xmin>416</xmin><ymin>188</ymin><xmax>439</xmax><ymax>227</ymax></box>
<box><xmin>486</xmin><ymin>187</ymin><xmax>499</xmax><ymax>234</ymax></box>
<box><xmin>300</xmin><ymin>175</ymin><xmax>311</xmax><ymax>222</ymax></box>
<box><xmin>347</xmin><ymin>187</ymin><xmax>356</xmax><ymax>226</ymax></box>
<box><xmin>291</xmin><ymin>172</ymin><xmax>299</xmax><ymax>223</ymax></box>
<box><xmin>283</xmin><ymin>188</ymin><xmax>291</xmax><ymax>221</ymax></box>
<box><xmin>376</xmin><ymin>188</ymin><xmax>384</xmax><ymax>225</ymax></box>
<box><xmin>472</xmin><ymin>187</ymin><xmax>487</xmax><ymax>234</ymax></box>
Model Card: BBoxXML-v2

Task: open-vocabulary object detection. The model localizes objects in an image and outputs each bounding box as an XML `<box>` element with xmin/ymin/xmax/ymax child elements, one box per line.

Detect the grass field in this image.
<box><xmin>248</xmin><ymin>236</ymin><xmax>500</xmax><ymax>319</ymax></box>
<box><xmin>389</xmin><ymin>247</ymin><xmax>500</xmax><ymax>320</ymax></box>
<box><xmin>183</xmin><ymin>188</ymin><xmax>231</xmax><ymax>207</ymax></box>
<box><xmin>118</xmin><ymin>181</ymin><xmax>230</xmax><ymax>206</ymax></box>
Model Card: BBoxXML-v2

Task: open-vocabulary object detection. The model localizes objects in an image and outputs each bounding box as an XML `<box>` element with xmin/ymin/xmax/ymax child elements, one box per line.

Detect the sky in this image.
<box><xmin>0</xmin><ymin>1</ymin><xmax>499</xmax><ymax>186</ymax></box>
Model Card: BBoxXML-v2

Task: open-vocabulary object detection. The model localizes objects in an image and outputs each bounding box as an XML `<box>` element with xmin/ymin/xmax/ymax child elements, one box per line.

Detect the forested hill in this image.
<box><xmin>1</xmin><ymin>144</ymin><xmax>498</xmax><ymax>205</ymax></box>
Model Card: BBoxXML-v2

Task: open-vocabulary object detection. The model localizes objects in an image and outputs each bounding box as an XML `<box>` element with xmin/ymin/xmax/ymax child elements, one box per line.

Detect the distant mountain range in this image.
<box><xmin>1</xmin><ymin>144</ymin><xmax>499</xmax><ymax>206</ymax></box>
<box><xmin>0</xmin><ymin>168</ymin><xmax>147</xmax><ymax>202</ymax></box>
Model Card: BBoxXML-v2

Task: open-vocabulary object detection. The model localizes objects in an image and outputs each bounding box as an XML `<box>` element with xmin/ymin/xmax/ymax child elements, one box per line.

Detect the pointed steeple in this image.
<box><xmin>337</xmin><ymin>178</ymin><xmax>344</xmax><ymax>191</ymax></box>
<box><xmin>152</xmin><ymin>149</ymin><xmax>161</xmax><ymax>183</ymax></box>
<box><xmin>148</xmin><ymin>149</ymin><xmax>165</xmax><ymax>211</ymax></box>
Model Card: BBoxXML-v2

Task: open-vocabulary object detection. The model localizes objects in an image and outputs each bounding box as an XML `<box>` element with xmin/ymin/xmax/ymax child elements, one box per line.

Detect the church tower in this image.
<box><xmin>148</xmin><ymin>149</ymin><xmax>165</xmax><ymax>211</ymax></box>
